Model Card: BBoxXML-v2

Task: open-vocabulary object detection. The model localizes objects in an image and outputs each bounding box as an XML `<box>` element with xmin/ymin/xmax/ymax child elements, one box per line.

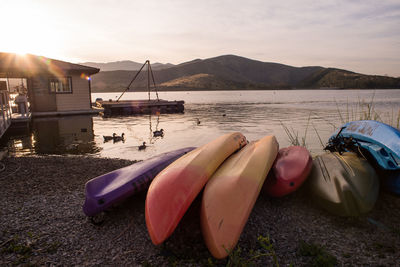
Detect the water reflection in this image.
<box><xmin>2</xmin><ymin>90</ymin><xmax>399</xmax><ymax>161</ymax></box>
<box><xmin>148</xmin><ymin>114</ymin><xmax>165</xmax><ymax>144</ymax></box>
<box><xmin>92</xmin><ymin>113</ymin><xmax>178</xmax><ymax>160</ymax></box>
<box><xmin>6</xmin><ymin>115</ymin><xmax>101</xmax><ymax>155</ymax></box>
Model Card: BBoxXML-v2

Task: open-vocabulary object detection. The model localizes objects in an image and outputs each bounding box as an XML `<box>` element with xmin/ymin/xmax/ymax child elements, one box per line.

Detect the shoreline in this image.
<box><xmin>92</xmin><ymin>87</ymin><xmax>400</xmax><ymax>94</ymax></box>
<box><xmin>1</xmin><ymin>154</ymin><xmax>399</xmax><ymax>266</ymax></box>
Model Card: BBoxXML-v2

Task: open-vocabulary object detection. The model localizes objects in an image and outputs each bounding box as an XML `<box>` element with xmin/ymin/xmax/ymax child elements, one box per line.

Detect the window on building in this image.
<box><xmin>49</xmin><ymin>77</ymin><xmax>72</xmax><ymax>93</ymax></box>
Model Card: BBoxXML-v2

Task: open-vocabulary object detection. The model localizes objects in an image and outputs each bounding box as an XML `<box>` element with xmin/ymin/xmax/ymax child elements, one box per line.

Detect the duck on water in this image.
<box><xmin>103</xmin><ymin>133</ymin><xmax>125</xmax><ymax>143</ymax></box>
<box><xmin>113</xmin><ymin>133</ymin><xmax>125</xmax><ymax>143</ymax></box>
<box><xmin>139</xmin><ymin>142</ymin><xmax>146</xmax><ymax>150</ymax></box>
<box><xmin>153</xmin><ymin>129</ymin><xmax>164</xmax><ymax>137</ymax></box>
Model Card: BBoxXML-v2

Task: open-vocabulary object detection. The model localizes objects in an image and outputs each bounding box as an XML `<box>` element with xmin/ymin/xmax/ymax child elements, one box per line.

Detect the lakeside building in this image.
<box><xmin>0</xmin><ymin>52</ymin><xmax>100</xmax><ymax>138</ymax></box>
<box><xmin>0</xmin><ymin>80</ymin><xmax>11</xmax><ymax>138</ymax></box>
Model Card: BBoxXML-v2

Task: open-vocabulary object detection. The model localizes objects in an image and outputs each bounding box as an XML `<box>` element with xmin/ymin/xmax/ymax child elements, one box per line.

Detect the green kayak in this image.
<box><xmin>307</xmin><ymin>152</ymin><xmax>379</xmax><ymax>216</ymax></box>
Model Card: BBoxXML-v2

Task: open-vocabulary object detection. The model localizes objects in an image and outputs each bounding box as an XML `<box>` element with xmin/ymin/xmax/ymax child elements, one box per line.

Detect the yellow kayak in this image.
<box><xmin>200</xmin><ymin>135</ymin><xmax>279</xmax><ymax>259</ymax></box>
<box><xmin>145</xmin><ymin>132</ymin><xmax>247</xmax><ymax>245</ymax></box>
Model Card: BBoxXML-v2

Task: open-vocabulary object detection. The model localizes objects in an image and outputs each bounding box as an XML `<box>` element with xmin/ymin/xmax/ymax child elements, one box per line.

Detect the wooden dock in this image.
<box><xmin>32</xmin><ymin>108</ymin><xmax>103</xmax><ymax>118</ymax></box>
<box><xmin>99</xmin><ymin>99</ymin><xmax>184</xmax><ymax>116</ymax></box>
<box><xmin>96</xmin><ymin>60</ymin><xmax>185</xmax><ymax>117</ymax></box>
<box><xmin>10</xmin><ymin>112</ymin><xmax>32</xmax><ymax>130</ymax></box>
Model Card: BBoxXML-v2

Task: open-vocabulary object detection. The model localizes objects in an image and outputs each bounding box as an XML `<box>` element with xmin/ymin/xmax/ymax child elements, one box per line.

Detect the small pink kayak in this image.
<box><xmin>263</xmin><ymin>146</ymin><xmax>312</xmax><ymax>197</ymax></box>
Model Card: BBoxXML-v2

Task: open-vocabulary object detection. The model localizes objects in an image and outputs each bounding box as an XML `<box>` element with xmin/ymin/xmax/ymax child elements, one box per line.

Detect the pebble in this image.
<box><xmin>0</xmin><ymin>155</ymin><xmax>399</xmax><ymax>266</ymax></box>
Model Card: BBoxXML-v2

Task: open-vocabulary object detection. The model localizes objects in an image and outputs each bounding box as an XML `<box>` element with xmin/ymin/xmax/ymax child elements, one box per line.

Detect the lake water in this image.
<box><xmin>3</xmin><ymin>89</ymin><xmax>400</xmax><ymax>161</ymax></box>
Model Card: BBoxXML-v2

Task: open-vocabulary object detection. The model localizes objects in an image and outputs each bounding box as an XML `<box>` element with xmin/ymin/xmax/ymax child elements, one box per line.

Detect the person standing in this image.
<box><xmin>14</xmin><ymin>89</ymin><xmax>28</xmax><ymax>116</ymax></box>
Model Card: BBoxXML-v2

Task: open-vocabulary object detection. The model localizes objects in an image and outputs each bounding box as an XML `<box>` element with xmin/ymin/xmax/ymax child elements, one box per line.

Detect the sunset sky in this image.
<box><xmin>1</xmin><ymin>0</ymin><xmax>399</xmax><ymax>76</ymax></box>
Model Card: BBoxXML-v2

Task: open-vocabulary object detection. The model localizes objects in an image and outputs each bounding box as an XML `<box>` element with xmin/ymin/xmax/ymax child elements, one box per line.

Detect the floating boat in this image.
<box><xmin>307</xmin><ymin>152</ymin><xmax>379</xmax><ymax>216</ymax></box>
<box><xmin>99</xmin><ymin>99</ymin><xmax>184</xmax><ymax>116</ymax></box>
<box><xmin>82</xmin><ymin>147</ymin><xmax>195</xmax><ymax>217</ymax></box>
<box><xmin>145</xmin><ymin>132</ymin><xmax>247</xmax><ymax>245</ymax></box>
<box><xmin>326</xmin><ymin>120</ymin><xmax>400</xmax><ymax>171</ymax></box>
<box><xmin>98</xmin><ymin>60</ymin><xmax>184</xmax><ymax>116</ymax></box>
<box><xmin>263</xmin><ymin>146</ymin><xmax>312</xmax><ymax>197</ymax></box>
<box><xmin>201</xmin><ymin>135</ymin><xmax>278</xmax><ymax>259</ymax></box>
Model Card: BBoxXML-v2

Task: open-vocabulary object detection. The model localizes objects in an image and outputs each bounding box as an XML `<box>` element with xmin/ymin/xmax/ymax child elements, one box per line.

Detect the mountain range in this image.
<box><xmin>81</xmin><ymin>60</ymin><xmax>174</xmax><ymax>71</ymax></box>
<box><xmin>86</xmin><ymin>55</ymin><xmax>400</xmax><ymax>92</ymax></box>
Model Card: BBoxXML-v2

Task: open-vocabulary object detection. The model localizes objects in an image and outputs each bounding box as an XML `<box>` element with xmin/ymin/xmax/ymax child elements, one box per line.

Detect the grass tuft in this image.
<box><xmin>1</xmin><ymin>232</ymin><xmax>62</xmax><ymax>265</ymax></box>
<box><xmin>280</xmin><ymin>113</ymin><xmax>311</xmax><ymax>147</ymax></box>
<box><xmin>298</xmin><ymin>240</ymin><xmax>338</xmax><ymax>267</ymax></box>
<box><xmin>226</xmin><ymin>234</ymin><xmax>280</xmax><ymax>267</ymax></box>
<box><xmin>282</xmin><ymin>95</ymin><xmax>399</xmax><ymax>151</ymax></box>
<box><xmin>226</xmin><ymin>246</ymin><xmax>248</xmax><ymax>267</ymax></box>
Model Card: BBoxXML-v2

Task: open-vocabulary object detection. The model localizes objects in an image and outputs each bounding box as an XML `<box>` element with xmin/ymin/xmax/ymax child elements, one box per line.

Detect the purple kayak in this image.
<box><xmin>83</xmin><ymin>147</ymin><xmax>196</xmax><ymax>217</ymax></box>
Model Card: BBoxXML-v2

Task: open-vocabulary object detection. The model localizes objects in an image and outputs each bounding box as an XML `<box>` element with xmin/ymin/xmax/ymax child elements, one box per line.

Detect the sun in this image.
<box><xmin>0</xmin><ymin>1</ymin><xmax>64</xmax><ymax>59</ymax></box>
<box><xmin>6</xmin><ymin>45</ymin><xmax>28</xmax><ymax>56</ymax></box>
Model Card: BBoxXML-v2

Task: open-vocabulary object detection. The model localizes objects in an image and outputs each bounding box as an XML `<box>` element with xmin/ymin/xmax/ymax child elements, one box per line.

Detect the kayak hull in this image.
<box><xmin>328</xmin><ymin>120</ymin><xmax>400</xmax><ymax>194</ymax></box>
<box><xmin>384</xmin><ymin>170</ymin><xmax>400</xmax><ymax>193</ymax></box>
<box><xmin>329</xmin><ymin>120</ymin><xmax>400</xmax><ymax>170</ymax></box>
<box><xmin>145</xmin><ymin>132</ymin><xmax>247</xmax><ymax>245</ymax></box>
<box><xmin>307</xmin><ymin>152</ymin><xmax>379</xmax><ymax>216</ymax></box>
<box><xmin>82</xmin><ymin>147</ymin><xmax>195</xmax><ymax>217</ymax></box>
<box><xmin>263</xmin><ymin>146</ymin><xmax>313</xmax><ymax>197</ymax></box>
<box><xmin>201</xmin><ymin>135</ymin><xmax>279</xmax><ymax>259</ymax></box>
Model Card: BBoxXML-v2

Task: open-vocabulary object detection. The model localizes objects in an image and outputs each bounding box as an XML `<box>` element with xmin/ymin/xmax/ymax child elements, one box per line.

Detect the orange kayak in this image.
<box><xmin>145</xmin><ymin>132</ymin><xmax>247</xmax><ymax>245</ymax></box>
<box><xmin>201</xmin><ymin>135</ymin><xmax>279</xmax><ymax>259</ymax></box>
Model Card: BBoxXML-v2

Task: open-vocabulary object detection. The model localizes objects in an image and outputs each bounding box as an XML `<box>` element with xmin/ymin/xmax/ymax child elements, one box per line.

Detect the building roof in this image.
<box><xmin>0</xmin><ymin>52</ymin><xmax>100</xmax><ymax>78</ymax></box>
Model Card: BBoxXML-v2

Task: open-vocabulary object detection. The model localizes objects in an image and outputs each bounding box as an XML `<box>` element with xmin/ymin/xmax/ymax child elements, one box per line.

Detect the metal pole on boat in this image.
<box><xmin>116</xmin><ymin>60</ymin><xmax>148</xmax><ymax>102</ymax></box>
<box><xmin>148</xmin><ymin>63</ymin><xmax>160</xmax><ymax>101</ymax></box>
<box><xmin>147</xmin><ymin>61</ymin><xmax>150</xmax><ymax>101</ymax></box>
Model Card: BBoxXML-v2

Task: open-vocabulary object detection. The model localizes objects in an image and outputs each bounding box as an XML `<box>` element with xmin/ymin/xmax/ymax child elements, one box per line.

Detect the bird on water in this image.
<box><xmin>113</xmin><ymin>133</ymin><xmax>125</xmax><ymax>142</ymax></box>
<box><xmin>138</xmin><ymin>142</ymin><xmax>146</xmax><ymax>150</ymax></box>
<box><xmin>153</xmin><ymin>129</ymin><xmax>164</xmax><ymax>137</ymax></box>
<box><xmin>103</xmin><ymin>133</ymin><xmax>116</xmax><ymax>142</ymax></box>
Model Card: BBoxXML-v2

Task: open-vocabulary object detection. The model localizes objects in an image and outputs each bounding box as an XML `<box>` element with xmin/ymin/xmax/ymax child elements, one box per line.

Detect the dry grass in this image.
<box><xmin>282</xmin><ymin>94</ymin><xmax>399</xmax><ymax>149</ymax></box>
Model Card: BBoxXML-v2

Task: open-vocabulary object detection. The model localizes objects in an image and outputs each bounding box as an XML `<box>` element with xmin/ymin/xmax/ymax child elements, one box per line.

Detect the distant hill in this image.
<box><xmin>159</xmin><ymin>73</ymin><xmax>258</xmax><ymax>90</ymax></box>
<box><xmin>89</xmin><ymin>55</ymin><xmax>400</xmax><ymax>92</ymax></box>
<box><xmin>81</xmin><ymin>60</ymin><xmax>174</xmax><ymax>71</ymax></box>
<box><xmin>298</xmin><ymin>68</ymin><xmax>400</xmax><ymax>89</ymax></box>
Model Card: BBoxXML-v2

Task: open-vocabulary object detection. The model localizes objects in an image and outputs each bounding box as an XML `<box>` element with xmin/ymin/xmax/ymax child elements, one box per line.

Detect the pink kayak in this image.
<box><xmin>145</xmin><ymin>132</ymin><xmax>247</xmax><ymax>245</ymax></box>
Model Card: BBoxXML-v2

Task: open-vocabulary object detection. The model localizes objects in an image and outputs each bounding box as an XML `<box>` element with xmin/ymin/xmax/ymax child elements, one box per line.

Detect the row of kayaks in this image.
<box><xmin>82</xmin><ymin>120</ymin><xmax>400</xmax><ymax>259</ymax></box>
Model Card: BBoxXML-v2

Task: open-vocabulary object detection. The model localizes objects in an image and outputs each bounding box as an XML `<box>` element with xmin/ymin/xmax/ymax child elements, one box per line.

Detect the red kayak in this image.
<box><xmin>263</xmin><ymin>146</ymin><xmax>312</xmax><ymax>197</ymax></box>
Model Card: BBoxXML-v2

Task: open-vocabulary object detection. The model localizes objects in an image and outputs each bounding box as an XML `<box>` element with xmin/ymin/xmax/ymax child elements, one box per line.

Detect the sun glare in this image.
<box><xmin>2</xmin><ymin>42</ymin><xmax>49</xmax><ymax>58</ymax></box>
<box><xmin>9</xmin><ymin>46</ymin><xmax>28</xmax><ymax>56</ymax></box>
<box><xmin>0</xmin><ymin>2</ymin><xmax>64</xmax><ymax>59</ymax></box>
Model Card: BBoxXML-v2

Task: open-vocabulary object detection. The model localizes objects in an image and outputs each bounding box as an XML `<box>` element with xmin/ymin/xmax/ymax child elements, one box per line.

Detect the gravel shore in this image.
<box><xmin>1</xmin><ymin>154</ymin><xmax>399</xmax><ymax>266</ymax></box>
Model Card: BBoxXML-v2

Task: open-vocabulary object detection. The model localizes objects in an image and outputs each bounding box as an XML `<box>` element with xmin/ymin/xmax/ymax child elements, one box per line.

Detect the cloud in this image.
<box><xmin>3</xmin><ymin>0</ymin><xmax>398</xmax><ymax>76</ymax></box>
